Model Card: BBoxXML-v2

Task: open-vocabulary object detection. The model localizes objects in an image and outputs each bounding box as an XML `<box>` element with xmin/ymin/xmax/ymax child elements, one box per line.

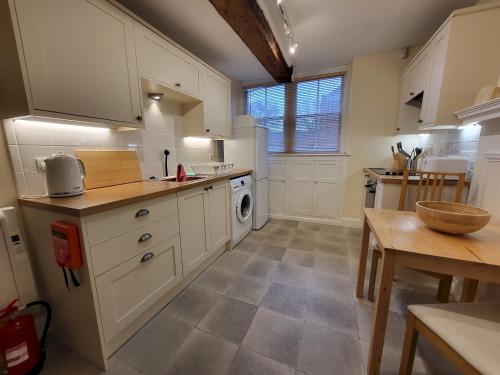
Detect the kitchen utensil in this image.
<box><xmin>45</xmin><ymin>153</ymin><xmax>85</xmax><ymax>197</ymax></box>
<box><xmin>391</xmin><ymin>146</ymin><xmax>395</xmax><ymax>155</ymax></box>
<box><xmin>397</xmin><ymin>142</ymin><xmax>411</xmax><ymax>158</ymax></box>
<box><xmin>75</xmin><ymin>150</ymin><xmax>142</xmax><ymax>189</ymax></box>
<box><xmin>416</xmin><ymin>201</ymin><xmax>491</xmax><ymax>234</ymax></box>
<box><xmin>164</xmin><ymin>149</ymin><xmax>170</xmax><ymax>176</ymax></box>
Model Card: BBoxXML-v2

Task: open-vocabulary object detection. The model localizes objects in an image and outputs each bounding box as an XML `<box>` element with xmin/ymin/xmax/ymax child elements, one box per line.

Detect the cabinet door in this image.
<box><xmin>395</xmin><ymin>72</ymin><xmax>421</xmax><ymax>134</ymax></box>
<box><xmin>203</xmin><ymin>69</ymin><xmax>231</xmax><ymax>137</ymax></box>
<box><xmin>288</xmin><ymin>160</ymin><xmax>314</xmax><ymax>216</ymax></box>
<box><xmin>421</xmin><ymin>26</ymin><xmax>450</xmax><ymax>127</ymax></box>
<box><xmin>312</xmin><ymin>161</ymin><xmax>340</xmax><ymax>219</ymax></box>
<box><xmin>269</xmin><ymin>160</ymin><xmax>287</xmax><ymax>215</ymax></box>
<box><xmin>407</xmin><ymin>52</ymin><xmax>430</xmax><ymax>101</ymax></box>
<box><xmin>207</xmin><ymin>181</ymin><xmax>230</xmax><ymax>252</ymax></box>
<box><xmin>14</xmin><ymin>0</ymin><xmax>142</xmax><ymax>126</ymax></box>
<box><xmin>177</xmin><ymin>186</ymin><xmax>210</xmax><ymax>275</ymax></box>
<box><xmin>134</xmin><ymin>24</ymin><xmax>202</xmax><ymax>98</ymax></box>
<box><xmin>96</xmin><ymin>236</ymin><xmax>182</xmax><ymax>342</ymax></box>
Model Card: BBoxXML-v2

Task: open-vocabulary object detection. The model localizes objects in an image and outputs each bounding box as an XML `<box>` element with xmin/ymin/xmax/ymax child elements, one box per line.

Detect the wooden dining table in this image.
<box><xmin>356</xmin><ymin>208</ymin><xmax>500</xmax><ymax>375</ymax></box>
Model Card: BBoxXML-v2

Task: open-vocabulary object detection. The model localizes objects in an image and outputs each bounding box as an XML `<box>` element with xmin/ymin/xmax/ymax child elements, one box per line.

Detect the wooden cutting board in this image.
<box><xmin>76</xmin><ymin>150</ymin><xmax>143</xmax><ymax>190</ymax></box>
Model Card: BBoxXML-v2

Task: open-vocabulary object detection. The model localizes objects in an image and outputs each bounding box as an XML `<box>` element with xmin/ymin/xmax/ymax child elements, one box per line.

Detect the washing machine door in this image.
<box><xmin>236</xmin><ymin>189</ymin><xmax>253</xmax><ymax>223</ymax></box>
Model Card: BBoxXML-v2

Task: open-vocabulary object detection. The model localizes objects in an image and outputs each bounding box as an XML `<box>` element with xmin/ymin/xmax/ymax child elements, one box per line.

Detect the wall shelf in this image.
<box><xmin>455</xmin><ymin>97</ymin><xmax>500</xmax><ymax>124</ymax></box>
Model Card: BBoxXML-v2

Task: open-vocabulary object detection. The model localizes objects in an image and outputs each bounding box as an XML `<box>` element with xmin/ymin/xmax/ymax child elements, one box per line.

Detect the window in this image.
<box><xmin>244</xmin><ymin>75</ymin><xmax>344</xmax><ymax>153</ymax></box>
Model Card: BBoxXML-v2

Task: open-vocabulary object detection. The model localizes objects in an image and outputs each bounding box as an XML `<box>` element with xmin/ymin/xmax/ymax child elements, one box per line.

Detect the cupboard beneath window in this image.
<box><xmin>269</xmin><ymin>155</ymin><xmax>346</xmax><ymax>225</ymax></box>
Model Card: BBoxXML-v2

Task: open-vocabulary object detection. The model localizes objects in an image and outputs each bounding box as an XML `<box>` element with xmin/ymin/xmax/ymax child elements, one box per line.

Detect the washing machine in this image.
<box><xmin>231</xmin><ymin>175</ymin><xmax>253</xmax><ymax>247</ymax></box>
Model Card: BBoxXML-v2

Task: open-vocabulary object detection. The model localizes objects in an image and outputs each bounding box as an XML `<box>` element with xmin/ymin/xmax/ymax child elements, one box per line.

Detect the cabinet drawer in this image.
<box><xmin>85</xmin><ymin>195</ymin><xmax>178</xmax><ymax>245</ymax></box>
<box><xmin>96</xmin><ymin>236</ymin><xmax>182</xmax><ymax>342</ymax></box>
<box><xmin>91</xmin><ymin>215</ymin><xmax>179</xmax><ymax>276</ymax></box>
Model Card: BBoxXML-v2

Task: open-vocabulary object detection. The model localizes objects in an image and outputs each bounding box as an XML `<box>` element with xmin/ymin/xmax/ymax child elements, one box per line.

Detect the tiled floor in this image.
<box><xmin>41</xmin><ymin>219</ymin><xmax>461</xmax><ymax>374</ymax></box>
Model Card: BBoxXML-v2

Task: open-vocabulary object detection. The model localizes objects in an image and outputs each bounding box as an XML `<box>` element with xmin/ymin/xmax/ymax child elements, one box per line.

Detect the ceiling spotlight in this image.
<box><xmin>289</xmin><ymin>42</ymin><xmax>298</xmax><ymax>55</ymax></box>
<box><xmin>277</xmin><ymin>0</ymin><xmax>282</xmax><ymax>4</ymax></box>
<box><xmin>148</xmin><ymin>93</ymin><xmax>163</xmax><ymax>101</ymax></box>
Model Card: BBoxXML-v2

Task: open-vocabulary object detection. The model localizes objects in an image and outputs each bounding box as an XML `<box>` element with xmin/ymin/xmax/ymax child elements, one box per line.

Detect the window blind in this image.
<box><xmin>244</xmin><ymin>75</ymin><xmax>344</xmax><ymax>153</ymax></box>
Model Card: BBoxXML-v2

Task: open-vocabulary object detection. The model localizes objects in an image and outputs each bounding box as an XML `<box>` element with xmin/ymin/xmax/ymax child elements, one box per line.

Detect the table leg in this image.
<box><xmin>356</xmin><ymin>216</ymin><xmax>371</xmax><ymax>298</ymax></box>
<box><xmin>367</xmin><ymin>250</ymin><xmax>396</xmax><ymax>375</ymax></box>
<box><xmin>460</xmin><ymin>278</ymin><xmax>479</xmax><ymax>302</ymax></box>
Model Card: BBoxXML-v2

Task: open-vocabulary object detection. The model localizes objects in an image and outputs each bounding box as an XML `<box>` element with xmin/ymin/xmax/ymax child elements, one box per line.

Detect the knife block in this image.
<box><xmin>393</xmin><ymin>153</ymin><xmax>408</xmax><ymax>170</ymax></box>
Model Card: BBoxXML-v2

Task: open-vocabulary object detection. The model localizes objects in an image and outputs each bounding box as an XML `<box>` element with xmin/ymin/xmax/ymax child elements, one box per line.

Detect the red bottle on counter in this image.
<box><xmin>176</xmin><ymin>164</ymin><xmax>187</xmax><ymax>182</ymax></box>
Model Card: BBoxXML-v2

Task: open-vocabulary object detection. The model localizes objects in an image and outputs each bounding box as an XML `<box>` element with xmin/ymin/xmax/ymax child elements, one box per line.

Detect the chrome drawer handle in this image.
<box><xmin>140</xmin><ymin>252</ymin><xmax>154</xmax><ymax>263</ymax></box>
<box><xmin>138</xmin><ymin>233</ymin><xmax>152</xmax><ymax>243</ymax></box>
<box><xmin>135</xmin><ymin>208</ymin><xmax>150</xmax><ymax>218</ymax></box>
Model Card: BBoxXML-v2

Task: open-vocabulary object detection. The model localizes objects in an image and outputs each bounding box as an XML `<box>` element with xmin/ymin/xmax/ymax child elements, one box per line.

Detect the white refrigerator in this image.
<box><xmin>224</xmin><ymin>115</ymin><xmax>269</xmax><ymax>229</ymax></box>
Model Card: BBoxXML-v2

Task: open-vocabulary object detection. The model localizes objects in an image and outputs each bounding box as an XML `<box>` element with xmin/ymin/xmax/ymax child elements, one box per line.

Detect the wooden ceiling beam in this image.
<box><xmin>209</xmin><ymin>0</ymin><xmax>293</xmax><ymax>83</ymax></box>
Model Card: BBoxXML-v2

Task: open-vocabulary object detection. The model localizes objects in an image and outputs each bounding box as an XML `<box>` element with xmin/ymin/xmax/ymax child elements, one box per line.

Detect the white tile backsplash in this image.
<box><xmin>3</xmin><ymin>96</ymin><xmax>213</xmax><ymax>195</ymax></box>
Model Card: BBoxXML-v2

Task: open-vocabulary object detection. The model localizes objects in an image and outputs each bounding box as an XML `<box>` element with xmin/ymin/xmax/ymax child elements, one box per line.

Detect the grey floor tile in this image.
<box><xmin>282</xmin><ymin>248</ymin><xmax>315</xmax><ymax>268</ymax></box>
<box><xmin>242</xmin><ymin>308</ymin><xmax>304</xmax><ymax>368</ymax></box>
<box><xmin>306</xmin><ymin>290</ymin><xmax>358</xmax><ymax>336</ymax></box>
<box><xmin>163</xmin><ymin>286</ymin><xmax>217</xmax><ymax>325</ymax></box>
<box><xmin>313</xmin><ymin>252</ymin><xmax>350</xmax><ymax>276</ymax></box>
<box><xmin>288</xmin><ymin>237</ymin><xmax>317</xmax><ymax>252</ymax></box>
<box><xmin>117</xmin><ymin>313</ymin><xmax>192</xmax><ymax>373</ymax></box>
<box><xmin>44</xmin><ymin>336</ymin><xmax>141</xmax><ymax>375</ymax></box>
<box><xmin>164</xmin><ymin>329</ymin><xmax>238</xmax><ymax>375</ymax></box>
<box><xmin>235</xmin><ymin>237</ymin><xmax>261</xmax><ymax>254</ymax></box>
<box><xmin>227</xmin><ymin>349</ymin><xmax>295</xmax><ymax>375</ymax></box>
<box><xmin>192</xmin><ymin>267</ymin><xmax>235</xmax><ymax>294</ymax></box>
<box><xmin>264</xmin><ymin>234</ymin><xmax>291</xmax><ymax>247</ymax></box>
<box><xmin>272</xmin><ymin>263</ymin><xmax>312</xmax><ymax>288</ymax></box>
<box><xmin>259</xmin><ymin>222</ymin><xmax>278</xmax><ymax>233</ymax></box>
<box><xmin>359</xmin><ymin>340</ymin><xmax>433</xmax><ymax>375</ymax></box>
<box><xmin>248</xmin><ymin>230</ymin><xmax>268</xmax><ymax>243</ymax></box>
<box><xmin>298</xmin><ymin>322</ymin><xmax>363</xmax><ymax>375</ymax></box>
<box><xmin>213</xmin><ymin>250</ymin><xmax>252</xmax><ymax>273</ymax></box>
<box><xmin>309</xmin><ymin>271</ymin><xmax>354</xmax><ymax>301</ymax></box>
<box><xmin>243</xmin><ymin>256</ymin><xmax>279</xmax><ymax>279</ymax></box>
<box><xmin>198</xmin><ymin>296</ymin><xmax>257</xmax><ymax>344</ymax></box>
<box><xmin>256</xmin><ymin>244</ymin><xmax>287</xmax><ymax>261</ymax></box>
<box><xmin>276</xmin><ymin>219</ymin><xmax>299</xmax><ymax>229</ymax></box>
<box><xmin>297</xmin><ymin>222</ymin><xmax>323</xmax><ymax>232</ymax></box>
<box><xmin>292</xmin><ymin>228</ymin><xmax>319</xmax><ymax>241</ymax></box>
<box><xmin>356</xmin><ymin>302</ymin><xmax>410</xmax><ymax>351</ymax></box>
<box><xmin>272</xmin><ymin>226</ymin><xmax>295</xmax><ymax>237</ymax></box>
<box><xmin>224</xmin><ymin>274</ymin><xmax>271</xmax><ymax>305</ymax></box>
<box><xmin>261</xmin><ymin>282</ymin><xmax>309</xmax><ymax>320</ymax></box>
<box><xmin>315</xmin><ymin>240</ymin><xmax>348</xmax><ymax>256</ymax></box>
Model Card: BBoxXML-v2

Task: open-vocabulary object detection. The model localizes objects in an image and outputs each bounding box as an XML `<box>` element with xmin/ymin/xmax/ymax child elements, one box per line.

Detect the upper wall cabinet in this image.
<box><xmin>3</xmin><ymin>0</ymin><xmax>143</xmax><ymax>127</ymax></box>
<box><xmin>395</xmin><ymin>3</ymin><xmax>500</xmax><ymax>132</ymax></box>
<box><xmin>134</xmin><ymin>24</ymin><xmax>202</xmax><ymax>100</ymax></box>
<box><xmin>202</xmin><ymin>68</ymin><xmax>231</xmax><ymax>137</ymax></box>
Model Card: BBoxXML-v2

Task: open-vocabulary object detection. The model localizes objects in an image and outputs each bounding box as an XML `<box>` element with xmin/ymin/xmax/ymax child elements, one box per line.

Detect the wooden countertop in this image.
<box><xmin>363</xmin><ymin>168</ymin><xmax>471</xmax><ymax>186</ymax></box>
<box><xmin>19</xmin><ymin>169</ymin><xmax>253</xmax><ymax>217</ymax></box>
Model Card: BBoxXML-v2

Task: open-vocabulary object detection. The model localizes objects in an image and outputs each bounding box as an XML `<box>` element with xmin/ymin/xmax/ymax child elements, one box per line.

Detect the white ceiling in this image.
<box><xmin>117</xmin><ymin>0</ymin><xmax>477</xmax><ymax>83</ymax></box>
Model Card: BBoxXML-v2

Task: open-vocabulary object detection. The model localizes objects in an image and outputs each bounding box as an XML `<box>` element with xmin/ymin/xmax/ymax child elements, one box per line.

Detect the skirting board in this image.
<box><xmin>269</xmin><ymin>214</ymin><xmax>342</xmax><ymax>226</ymax></box>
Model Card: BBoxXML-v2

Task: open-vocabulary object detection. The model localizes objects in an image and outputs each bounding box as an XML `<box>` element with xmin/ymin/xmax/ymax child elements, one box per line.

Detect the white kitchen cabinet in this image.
<box><xmin>10</xmin><ymin>0</ymin><xmax>142</xmax><ymax>127</ymax></box>
<box><xmin>395</xmin><ymin>72</ymin><xmax>421</xmax><ymax>134</ymax></box>
<box><xmin>202</xmin><ymin>69</ymin><xmax>231</xmax><ymax>137</ymax></box>
<box><xmin>269</xmin><ymin>160</ymin><xmax>287</xmax><ymax>215</ymax></box>
<box><xmin>178</xmin><ymin>181</ymin><xmax>230</xmax><ymax>275</ymax></box>
<box><xmin>207</xmin><ymin>181</ymin><xmax>230</xmax><ymax>251</ymax></box>
<box><xmin>178</xmin><ymin>186</ymin><xmax>210</xmax><ymax>275</ymax></box>
<box><xmin>312</xmin><ymin>161</ymin><xmax>340</xmax><ymax>219</ymax></box>
<box><xmin>96</xmin><ymin>236</ymin><xmax>182</xmax><ymax>342</ymax></box>
<box><xmin>288</xmin><ymin>160</ymin><xmax>314</xmax><ymax>216</ymax></box>
<box><xmin>183</xmin><ymin>68</ymin><xmax>232</xmax><ymax>138</ymax></box>
<box><xmin>396</xmin><ymin>4</ymin><xmax>500</xmax><ymax>129</ymax></box>
<box><xmin>134</xmin><ymin>23</ymin><xmax>202</xmax><ymax>99</ymax></box>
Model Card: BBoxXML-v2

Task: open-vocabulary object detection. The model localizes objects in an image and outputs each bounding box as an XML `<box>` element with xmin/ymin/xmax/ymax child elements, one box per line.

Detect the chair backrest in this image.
<box><xmin>398</xmin><ymin>170</ymin><xmax>466</xmax><ymax>211</ymax></box>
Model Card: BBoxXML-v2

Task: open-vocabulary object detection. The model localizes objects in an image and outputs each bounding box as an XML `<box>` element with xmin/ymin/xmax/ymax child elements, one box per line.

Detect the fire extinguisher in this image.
<box><xmin>0</xmin><ymin>299</ymin><xmax>51</xmax><ymax>375</ymax></box>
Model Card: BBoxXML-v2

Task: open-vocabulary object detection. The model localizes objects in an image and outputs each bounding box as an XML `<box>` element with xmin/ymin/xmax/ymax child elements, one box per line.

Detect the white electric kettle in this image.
<box><xmin>45</xmin><ymin>153</ymin><xmax>85</xmax><ymax>197</ymax></box>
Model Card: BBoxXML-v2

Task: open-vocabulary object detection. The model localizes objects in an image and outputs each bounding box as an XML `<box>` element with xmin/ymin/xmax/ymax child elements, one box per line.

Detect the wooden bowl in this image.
<box><xmin>416</xmin><ymin>201</ymin><xmax>492</xmax><ymax>235</ymax></box>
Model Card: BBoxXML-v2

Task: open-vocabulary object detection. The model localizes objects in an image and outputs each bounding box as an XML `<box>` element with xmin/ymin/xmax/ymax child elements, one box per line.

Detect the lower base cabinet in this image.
<box><xmin>178</xmin><ymin>181</ymin><xmax>230</xmax><ymax>276</ymax></box>
<box><xmin>96</xmin><ymin>235</ymin><xmax>182</xmax><ymax>341</ymax></box>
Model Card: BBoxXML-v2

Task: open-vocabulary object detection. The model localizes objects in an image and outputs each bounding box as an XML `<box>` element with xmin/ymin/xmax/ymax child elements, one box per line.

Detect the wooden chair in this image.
<box><xmin>400</xmin><ymin>302</ymin><xmax>500</xmax><ymax>375</ymax></box>
<box><xmin>367</xmin><ymin>170</ymin><xmax>466</xmax><ymax>302</ymax></box>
